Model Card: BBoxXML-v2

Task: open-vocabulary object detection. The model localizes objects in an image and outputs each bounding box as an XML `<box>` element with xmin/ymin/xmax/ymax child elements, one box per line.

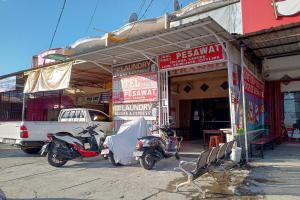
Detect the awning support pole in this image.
<box><xmin>122</xmin><ymin>46</ymin><xmax>159</xmax><ymax>67</ymax></box>
<box><xmin>88</xmin><ymin>61</ymin><xmax>112</xmax><ymax>74</ymax></box>
<box><xmin>202</xmin><ymin>26</ymin><xmax>228</xmax><ymax>58</ymax></box>
<box><xmin>21</xmin><ymin>93</ymin><xmax>26</xmax><ymax>122</ymax></box>
<box><xmin>240</xmin><ymin>44</ymin><xmax>249</xmax><ymax>162</ymax></box>
<box><xmin>226</xmin><ymin>42</ymin><xmax>236</xmax><ymax>139</ymax></box>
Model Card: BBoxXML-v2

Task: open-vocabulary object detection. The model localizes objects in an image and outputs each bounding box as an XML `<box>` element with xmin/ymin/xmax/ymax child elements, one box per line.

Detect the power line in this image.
<box><xmin>126</xmin><ymin>0</ymin><xmax>147</xmax><ymax>37</ymax></box>
<box><xmin>127</xmin><ymin>0</ymin><xmax>154</xmax><ymax>38</ymax></box>
<box><xmin>85</xmin><ymin>0</ymin><xmax>100</xmax><ymax>34</ymax></box>
<box><xmin>139</xmin><ymin>0</ymin><xmax>154</xmax><ymax>20</ymax></box>
<box><xmin>48</xmin><ymin>0</ymin><xmax>67</xmax><ymax>50</ymax></box>
<box><xmin>161</xmin><ymin>0</ymin><xmax>173</xmax><ymax>15</ymax></box>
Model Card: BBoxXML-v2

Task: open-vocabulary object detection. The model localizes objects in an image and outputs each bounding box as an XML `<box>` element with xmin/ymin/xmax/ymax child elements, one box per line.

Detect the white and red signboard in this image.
<box><xmin>244</xmin><ymin>67</ymin><xmax>264</xmax><ymax>99</ymax></box>
<box><xmin>112</xmin><ymin>72</ymin><xmax>158</xmax><ymax>103</ymax></box>
<box><xmin>158</xmin><ymin>44</ymin><xmax>224</xmax><ymax>70</ymax></box>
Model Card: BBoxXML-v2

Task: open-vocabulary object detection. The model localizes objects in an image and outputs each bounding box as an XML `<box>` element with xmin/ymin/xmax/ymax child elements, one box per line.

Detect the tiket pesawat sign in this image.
<box><xmin>242</xmin><ymin>0</ymin><xmax>300</xmax><ymax>33</ymax></box>
<box><xmin>158</xmin><ymin>44</ymin><xmax>224</xmax><ymax>70</ymax></box>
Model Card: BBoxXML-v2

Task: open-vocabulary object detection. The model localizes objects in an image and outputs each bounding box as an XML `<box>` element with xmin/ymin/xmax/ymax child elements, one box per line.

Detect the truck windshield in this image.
<box><xmin>88</xmin><ymin>110</ymin><xmax>110</xmax><ymax>122</ymax></box>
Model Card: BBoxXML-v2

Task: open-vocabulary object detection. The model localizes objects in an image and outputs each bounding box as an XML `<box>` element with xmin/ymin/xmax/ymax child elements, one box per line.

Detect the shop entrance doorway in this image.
<box><xmin>179</xmin><ymin>98</ymin><xmax>230</xmax><ymax>141</ymax></box>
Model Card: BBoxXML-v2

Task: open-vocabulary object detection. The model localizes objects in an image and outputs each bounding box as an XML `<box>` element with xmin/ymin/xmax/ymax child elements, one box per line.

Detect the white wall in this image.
<box><xmin>170</xmin><ymin>2</ymin><xmax>242</xmax><ymax>34</ymax></box>
<box><xmin>263</xmin><ymin>55</ymin><xmax>300</xmax><ymax>81</ymax></box>
<box><xmin>281</xmin><ymin>81</ymin><xmax>300</xmax><ymax>92</ymax></box>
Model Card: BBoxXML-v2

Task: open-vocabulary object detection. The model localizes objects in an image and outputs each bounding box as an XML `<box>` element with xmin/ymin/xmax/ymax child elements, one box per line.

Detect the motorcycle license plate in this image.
<box><xmin>41</xmin><ymin>143</ymin><xmax>49</xmax><ymax>156</ymax></box>
<box><xmin>101</xmin><ymin>149</ymin><xmax>110</xmax><ymax>155</ymax></box>
<box><xmin>133</xmin><ymin>151</ymin><xmax>143</xmax><ymax>157</ymax></box>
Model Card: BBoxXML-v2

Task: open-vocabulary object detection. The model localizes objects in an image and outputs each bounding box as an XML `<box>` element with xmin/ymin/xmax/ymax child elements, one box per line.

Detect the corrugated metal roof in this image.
<box><xmin>69</xmin><ymin>17</ymin><xmax>233</xmax><ymax>67</ymax></box>
<box><xmin>239</xmin><ymin>22</ymin><xmax>300</xmax><ymax>59</ymax></box>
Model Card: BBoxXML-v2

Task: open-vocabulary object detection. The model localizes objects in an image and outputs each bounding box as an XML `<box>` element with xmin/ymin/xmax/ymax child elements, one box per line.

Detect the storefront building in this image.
<box><xmin>1</xmin><ymin>0</ymin><xmax>276</xmax><ymax>155</ymax></box>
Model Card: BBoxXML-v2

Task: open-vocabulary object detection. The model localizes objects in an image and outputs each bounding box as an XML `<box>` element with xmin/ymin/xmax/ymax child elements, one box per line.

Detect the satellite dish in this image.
<box><xmin>128</xmin><ymin>12</ymin><xmax>138</xmax><ymax>23</ymax></box>
<box><xmin>174</xmin><ymin>0</ymin><xmax>181</xmax><ymax>11</ymax></box>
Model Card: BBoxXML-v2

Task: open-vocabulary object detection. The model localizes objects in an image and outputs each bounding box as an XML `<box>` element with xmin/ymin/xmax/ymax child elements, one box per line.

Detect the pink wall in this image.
<box><xmin>26</xmin><ymin>95</ymin><xmax>73</xmax><ymax>121</ymax></box>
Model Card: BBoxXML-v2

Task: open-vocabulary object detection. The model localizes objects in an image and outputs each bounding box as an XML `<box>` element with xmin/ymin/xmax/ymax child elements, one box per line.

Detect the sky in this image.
<box><xmin>0</xmin><ymin>0</ymin><xmax>195</xmax><ymax>76</ymax></box>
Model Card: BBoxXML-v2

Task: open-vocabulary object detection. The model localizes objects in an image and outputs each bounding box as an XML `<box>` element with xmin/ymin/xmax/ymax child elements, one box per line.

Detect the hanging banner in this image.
<box><xmin>113</xmin><ymin>102</ymin><xmax>158</xmax><ymax>120</ymax></box>
<box><xmin>158</xmin><ymin>43</ymin><xmax>224</xmax><ymax>70</ymax></box>
<box><xmin>244</xmin><ymin>67</ymin><xmax>265</xmax><ymax>131</ymax></box>
<box><xmin>24</xmin><ymin>62</ymin><xmax>72</xmax><ymax>93</ymax></box>
<box><xmin>0</xmin><ymin>76</ymin><xmax>16</xmax><ymax>93</ymax></box>
<box><xmin>113</xmin><ymin>60</ymin><xmax>157</xmax><ymax>77</ymax></box>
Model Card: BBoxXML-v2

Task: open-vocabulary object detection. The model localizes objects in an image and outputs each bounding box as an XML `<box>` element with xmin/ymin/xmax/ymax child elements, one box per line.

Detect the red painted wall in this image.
<box><xmin>242</xmin><ymin>0</ymin><xmax>300</xmax><ymax>34</ymax></box>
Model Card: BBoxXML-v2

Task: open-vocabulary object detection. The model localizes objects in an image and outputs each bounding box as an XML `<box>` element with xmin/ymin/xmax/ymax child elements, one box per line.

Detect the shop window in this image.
<box><xmin>200</xmin><ymin>83</ymin><xmax>209</xmax><ymax>92</ymax></box>
<box><xmin>283</xmin><ymin>92</ymin><xmax>300</xmax><ymax>129</ymax></box>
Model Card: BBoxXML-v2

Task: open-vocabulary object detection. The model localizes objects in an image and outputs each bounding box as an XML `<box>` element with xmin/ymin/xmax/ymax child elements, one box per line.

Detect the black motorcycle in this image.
<box><xmin>41</xmin><ymin>125</ymin><xmax>106</xmax><ymax>167</ymax></box>
<box><xmin>133</xmin><ymin>125</ymin><xmax>183</xmax><ymax>170</ymax></box>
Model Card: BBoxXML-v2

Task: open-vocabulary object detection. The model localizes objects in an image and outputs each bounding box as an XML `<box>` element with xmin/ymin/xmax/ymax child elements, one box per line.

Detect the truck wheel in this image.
<box><xmin>21</xmin><ymin>148</ymin><xmax>41</xmax><ymax>154</ymax></box>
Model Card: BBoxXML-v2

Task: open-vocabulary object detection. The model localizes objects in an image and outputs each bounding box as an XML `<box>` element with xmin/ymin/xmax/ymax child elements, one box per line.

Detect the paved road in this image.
<box><xmin>0</xmin><ymin>144</ymin><xmax>203</xmax><ymax>200</ymax></box>
<box><xmin>0</xmin><ymin>144</ymin><xmax>259</xmax><ymax>200</ymax></box>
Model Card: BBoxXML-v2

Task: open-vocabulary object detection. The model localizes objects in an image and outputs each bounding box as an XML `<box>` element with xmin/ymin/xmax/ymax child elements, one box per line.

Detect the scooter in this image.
<box><xmin>133</xmin><ymin>125</ymin><xmax>183</xmax><ymax>170</ymax></box>
<box><xmin>41</xmin><ymin>124</ymin><xmax>105</xmax><ymax>167</ymax></box>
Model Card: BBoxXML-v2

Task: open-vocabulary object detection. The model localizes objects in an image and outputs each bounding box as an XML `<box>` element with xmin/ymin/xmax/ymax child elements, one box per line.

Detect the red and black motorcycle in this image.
<box><xmin>41</xmin><ymin>125</ymin><xmax>106</xmax><ymax>167</ymax></box>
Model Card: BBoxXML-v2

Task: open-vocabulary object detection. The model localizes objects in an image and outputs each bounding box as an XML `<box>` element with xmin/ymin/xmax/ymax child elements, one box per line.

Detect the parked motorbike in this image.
<box><xmin>41</xmin><ymin>124</ymin><xmax>105</xmax><ymax>167</ymax></box>
<box><xmin>134</xmin><ymin>125</ymin><xmax>183</xmax><ymax>170</ymax></box>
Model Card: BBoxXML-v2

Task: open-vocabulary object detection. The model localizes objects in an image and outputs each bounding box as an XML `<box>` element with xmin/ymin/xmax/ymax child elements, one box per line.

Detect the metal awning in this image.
<box><xmin>0</xmin><ymin>60</ymin><xmax>112</xmax><ymax>90</ymax></box>
<box><xmin>240</xmin><ymin>22</ymin><xmax>300</xmax><ymax>59</ymax></box>
<box><xmin>68</xmin><ymin>17</ymin><xmax>233</xmax><ymax>67</ymax></box>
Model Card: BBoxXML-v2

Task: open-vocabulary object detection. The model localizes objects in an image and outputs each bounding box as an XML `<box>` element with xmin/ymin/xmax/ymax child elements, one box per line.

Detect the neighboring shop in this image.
<box><xmin>0</xmin><ymin>74</ymin><xmax>24</xmax><ymax>121</ymax></box>
<box><xmin>0</xmin><ymin>60</ymin><xmax>113</xmax><ymax>122</ymax></box>
<box><xmin>240</xmin><ymin>0</ymin><xmax>300</xmax><ymax>144</ymax></box>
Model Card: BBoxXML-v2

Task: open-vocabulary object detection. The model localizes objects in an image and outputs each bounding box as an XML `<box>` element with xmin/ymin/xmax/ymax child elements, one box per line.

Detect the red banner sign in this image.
<box><xmin>112</xmin><ymin>72</ymin><xmax>158</xmax><ymax>103</ymax></box>
<box><xmin>158</xmin><ymin>44</ymin><xmax>224</xmax><ymax>70</ymax></box>
<box><xmin>244</xmin><ymin>67</ymin><xmax>264</xmax><ymax>99</ymax></box>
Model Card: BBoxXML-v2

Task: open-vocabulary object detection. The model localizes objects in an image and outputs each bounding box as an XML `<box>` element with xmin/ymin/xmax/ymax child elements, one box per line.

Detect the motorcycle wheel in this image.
<box><xmin>139</xmin><ymin>150</ymin><xmax>156</xmax><ymax>170</ymax></box>
<box><xmin>108</xmin><ymin>151</ymin><xmax>118</xmax><ymax>166</ymax></box>
<box><xmin>47</xmin><ymin>143</ymin><xmax>68</xmax><ymax>167</ymax></box>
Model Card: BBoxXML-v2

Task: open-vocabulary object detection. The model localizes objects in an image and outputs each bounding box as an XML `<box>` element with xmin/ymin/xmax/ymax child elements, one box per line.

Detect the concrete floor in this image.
<box><xmin>0</xmin><ymin>143</ymin><xmax>253</xmax><ymax>200</ymax></box>
<box><xmin>1</xmin><ymin>142</ymin><xmax>299</xmax><ymax>200</ymax></box>
<box><xmin>240</xmin><ymin>143</ymin><xmax>300</xmax><ymax>200</ymax></box>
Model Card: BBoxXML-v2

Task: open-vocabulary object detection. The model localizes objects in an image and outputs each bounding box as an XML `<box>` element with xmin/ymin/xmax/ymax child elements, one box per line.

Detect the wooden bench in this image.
<box><xmin>176</xmin><ymin>140</ymin><xmax>235</xmax><ymax>198</ymax></box>
<box><xmin>250</xmin><ymin>134</ymin><xmax>279</xmax><ymax>159</ymax></box>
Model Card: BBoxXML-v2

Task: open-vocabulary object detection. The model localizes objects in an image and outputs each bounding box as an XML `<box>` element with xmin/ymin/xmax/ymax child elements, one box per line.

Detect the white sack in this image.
<box><xmin>104</xmin><ymin>117</ymin><xmax>150</xmax><ymax>165</ymax></box>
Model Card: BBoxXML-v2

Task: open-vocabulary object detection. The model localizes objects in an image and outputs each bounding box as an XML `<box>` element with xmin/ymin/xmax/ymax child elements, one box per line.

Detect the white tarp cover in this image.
<box><xmin>24</xmin><ymin>62</ymin><xmax>72</xmax><ymax>93</ymax></box>
<box><xmin>104</xmin><ymin>117</ymin><xmax>150</xmax><ymax>165</ymax></box>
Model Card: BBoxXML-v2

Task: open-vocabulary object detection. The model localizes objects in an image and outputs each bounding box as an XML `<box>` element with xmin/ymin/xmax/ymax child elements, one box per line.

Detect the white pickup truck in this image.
<box><xmin>0</xmin><ymin>108</ymin><xmax>112</xmax><ymax>154</ymax></box>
